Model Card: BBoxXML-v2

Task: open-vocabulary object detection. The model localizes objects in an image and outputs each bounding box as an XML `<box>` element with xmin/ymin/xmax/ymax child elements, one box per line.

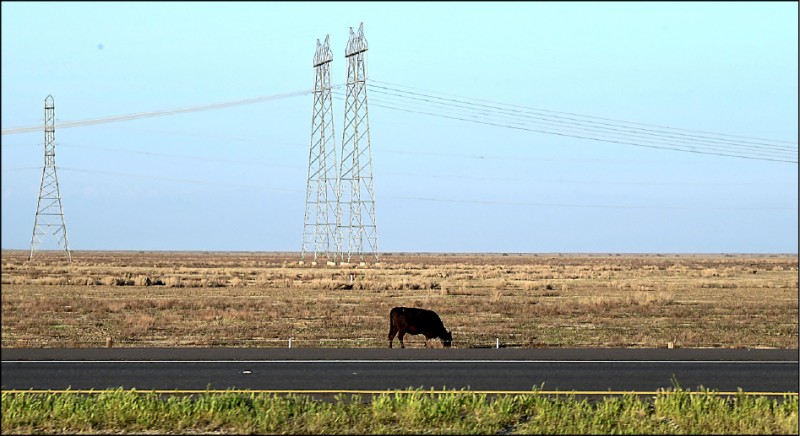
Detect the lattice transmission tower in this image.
<box><xmin>301</xmin><ymin>35</ymin><xmax>339</xmax><ymax>265</ymax></box>
<box><xmin>29</xmin><ymin>95</ymin><xmax>71</xmax><ymax>261</ymax></box>
<box><xmin>337</xmin><ymin>22</ymin><xmax>378</xmax><ymax>264</ymax></box>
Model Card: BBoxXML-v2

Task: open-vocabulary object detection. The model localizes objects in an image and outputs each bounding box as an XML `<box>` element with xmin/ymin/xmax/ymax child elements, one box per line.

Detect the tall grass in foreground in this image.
<box><xmin>2</xmin><ymin>388</ymin><xmax>797</xmax><ymax>434</ymax></box>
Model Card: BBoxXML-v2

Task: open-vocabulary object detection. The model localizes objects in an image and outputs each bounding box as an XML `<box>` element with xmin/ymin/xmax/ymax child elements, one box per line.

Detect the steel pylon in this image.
<box><xmin>301</xmin><ymin>35</ymin><xmax>339</xmax><ymax>264</ymax></box>
<box><xmin>29</xmin><ymin>95</ymin><xmax>71</xmax><ymax>261</ymax></box>
<box><xmin>338</xmin><ymin>23</ymin><xmax>378</xmax><ymax>264</ymax></box>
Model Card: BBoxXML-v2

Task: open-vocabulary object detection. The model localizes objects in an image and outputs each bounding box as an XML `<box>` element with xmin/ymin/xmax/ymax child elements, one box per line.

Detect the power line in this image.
<box><xmin>26</xmin><ymin>165</ymin><xmax>791</xmax><ymax>212</ymax></box>
<box><xmin>390</xmin><ymin>195</ymin><xmax>795</xmax><ymax>211</ymax></box>
<box><xmin>334</xmin><ymin>93</ymin><xmax>797</xmax><ymax>163</ymax></box>
<box><xmin>56</xmin><ymin>166</ymin><xmax>302</xmax><ymax>193</ymax></box>
<box><xmin>4</xmin><ymin>163</ymin><xmax>788</xmax><ymax>187</ymax></box>
<box><xmin>380</xmin><ymin>171</ymin><xmax>787</xmax><ymax>187</ymax></box>
<box><xmin>377</xmin><ymin>147</ymin><xmax>676</xmax><ymax>164</ymax></box>
<box><xmin>26</xmin><ymin>131</ymin><xmax>718</xmax><ymax>165</ymax></box>
<box><xmin>359</xmin><ymin>94</ymin><xmax>794</xmax><ymax>161</ymax></box>
<box><xmin>3</xmin><ymin>79</ymin><xmax>795</xmax><ymax>163</ymax></box>
<box><xmin>59</xmin><ymin>143</ymin><xmax>302</xmax><ymax>170</ymax></box>
<box><xmin>1</xmin><ymin>166</ymin><xmax>41</xmax><ymax>172</ymax></box>
<box><xmin>363</xmin><ymin>102</ymin><xmax>795</xmax><ymax>163</ymax></box>
<box><xmin>363</xmin><ymin>86</ymin><xmax>797</xmax><ymax>156</ymax></box>
<box><xmin>0</xmin><ymin>87</ymin><xmax>338</xmax><ymax>135</ymax></box>
<box><xmin>336</xmin><ymin>88</ymin><xmax>797</xmax><ymax>161</ymax></box>
<box><xmin>51</xmin><ymin>131</ymin><xmax>681</xmax><ymax>165</ymax></box>
<box><xmin>369</xmin><ymin>79</ymin><xmax>798</xmax><ymax>146</ymax></box>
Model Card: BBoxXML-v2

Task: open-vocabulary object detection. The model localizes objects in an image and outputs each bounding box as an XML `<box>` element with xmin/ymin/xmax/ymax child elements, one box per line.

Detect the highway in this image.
<box><xmin>2</xmin><ymin>348</ymin><xmax>797</xmax><ymax>393</ymax></box>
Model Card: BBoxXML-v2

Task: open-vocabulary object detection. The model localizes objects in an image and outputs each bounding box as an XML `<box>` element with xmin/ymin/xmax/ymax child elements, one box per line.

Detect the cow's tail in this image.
<box><xmin>388</xmin><ymin>307</ymin><xmax>401</xmax><ymax>347</ymax></box>
<box><xmin>389</xmin><ymin>307</ymin><xmax>401</xmax><ymax>324</ymax></box>
<box><xmin>386</xmin><ymin>307</ymin><xmax>393</xmax><ymax>326</ymax></box>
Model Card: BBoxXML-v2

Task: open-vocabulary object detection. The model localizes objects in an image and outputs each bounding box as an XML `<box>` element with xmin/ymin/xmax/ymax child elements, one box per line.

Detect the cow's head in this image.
<box><xmin>441</xmin><ymin>330</ymin><xmax>453</xmax><ymax>348</ymax></box>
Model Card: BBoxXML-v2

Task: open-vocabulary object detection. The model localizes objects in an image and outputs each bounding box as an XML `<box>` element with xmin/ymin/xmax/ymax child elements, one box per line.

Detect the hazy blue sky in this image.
<box><xmin>2</xmin><ymin>2</ymin><xmax>797</xmax><ymax>253</ymax></box>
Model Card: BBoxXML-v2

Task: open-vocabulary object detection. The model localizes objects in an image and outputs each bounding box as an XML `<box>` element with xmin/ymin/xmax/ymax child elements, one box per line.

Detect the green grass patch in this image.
<box><xmin>2</xmin><ymin>388</ymin><xmax>797</xmax><ymax>434</ymax></box>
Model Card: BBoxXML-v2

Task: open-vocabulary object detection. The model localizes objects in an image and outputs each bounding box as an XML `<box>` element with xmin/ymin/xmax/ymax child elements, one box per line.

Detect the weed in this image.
<box><xmin>1</xmin><ymin>388</ymin><xmax>796</xmax><ymax>434</ymax></box>
<box><xmin>1</xmin><ymin>252</ymin><xmax>796</xmax><ymax>349</ymax></box>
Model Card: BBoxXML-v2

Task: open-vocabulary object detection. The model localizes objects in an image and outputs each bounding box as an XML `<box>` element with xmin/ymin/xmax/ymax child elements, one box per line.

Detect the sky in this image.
<box><xmin>1</xmin><ymin>1</ymin><xmax>797</xmax><ymax>254</ymax></box>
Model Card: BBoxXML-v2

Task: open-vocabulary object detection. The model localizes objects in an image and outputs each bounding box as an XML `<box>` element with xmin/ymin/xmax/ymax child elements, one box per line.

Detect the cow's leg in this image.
<box><xmin>388</xmin><ymin>325</ymin><xmax>397</xmax><ymax>348</ymax></box>
<box><xmin>398</xmin><ymin>331</ymin><xmax>406</xmax><ymax>349</ymax></box>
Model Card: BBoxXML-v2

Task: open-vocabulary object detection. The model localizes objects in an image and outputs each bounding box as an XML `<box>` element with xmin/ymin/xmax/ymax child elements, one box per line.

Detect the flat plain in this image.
<box><xmin>1</xmin><ymin>251</ymin><xmax>797</xmax><ymax>349</ymax></box>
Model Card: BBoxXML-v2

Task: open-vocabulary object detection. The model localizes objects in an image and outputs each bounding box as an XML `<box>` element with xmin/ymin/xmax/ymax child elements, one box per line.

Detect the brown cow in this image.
<box><xmin>388</xmin><ymin>307</ymin><xmax>452</xmax><ymax>348</ymax></box>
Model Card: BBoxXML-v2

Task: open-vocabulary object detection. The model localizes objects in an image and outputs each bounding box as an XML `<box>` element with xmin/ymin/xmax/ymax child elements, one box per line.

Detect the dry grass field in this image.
<box><xmin>1</xmin><ymin>251</ymin><xmax>797</xmax><ymax>349</ymax></box>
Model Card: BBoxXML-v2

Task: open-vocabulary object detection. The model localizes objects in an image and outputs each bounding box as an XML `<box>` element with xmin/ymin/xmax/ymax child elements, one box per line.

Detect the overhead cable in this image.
<box><xmin>331</xmin><ymin>91</ymin><xmax>796</xmax><ymax>163</ymax></box>
<box><xmin>0</xmin><ymin>87</ymin><xmax>345</xmax><ymax>135</ymax></box>
<box><xmin>364</xmin><ymin>85</ymin><xmax>797</xmax><ymax>155</ymax></box>
<box><xmin>39</xmin><ymin>165</ymin><xmax>796</xmax><ymax>211</ymax></box>
<box><xmin>369</xmin><ymin>79</ymin><xmax>798</xmax><ymax>146</ymax></box>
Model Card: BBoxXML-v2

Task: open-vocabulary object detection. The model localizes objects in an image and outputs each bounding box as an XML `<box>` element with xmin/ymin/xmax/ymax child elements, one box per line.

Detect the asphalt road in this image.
<box><xmin>2</xmin><ymin>348</ymin><xmax>797</xmax><ymax>393</ymax></box>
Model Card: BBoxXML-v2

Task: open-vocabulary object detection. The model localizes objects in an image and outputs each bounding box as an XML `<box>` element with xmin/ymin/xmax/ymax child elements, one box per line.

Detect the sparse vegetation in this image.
<box><xmin>2</xmin><ymin>388</ymin><xmax>796</xmax><ymax>434</ymax></box>
<box><xmin>1</xmin><ymin>251</ymin><xmax>797</xmax><ymax>348</ymax></box>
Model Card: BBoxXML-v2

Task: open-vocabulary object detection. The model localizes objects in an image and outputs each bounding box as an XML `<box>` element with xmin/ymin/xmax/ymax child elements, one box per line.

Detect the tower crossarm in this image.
<box><xmin>313</xmin><ymin>35</ymin><xmax>334</xmax><ymax>67</ymax></box>
<box><xmin>345</xmin><ymin>22</ymin><xmax>368</xmax><ymax>57</ymax></box>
